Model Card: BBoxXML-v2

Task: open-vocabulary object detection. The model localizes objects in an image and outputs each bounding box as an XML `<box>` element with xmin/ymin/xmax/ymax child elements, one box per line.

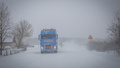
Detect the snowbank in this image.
<box><xmin>2</xmin><ymin>48</ymin><xmax>24</xmax><ymax>56</ymax></box>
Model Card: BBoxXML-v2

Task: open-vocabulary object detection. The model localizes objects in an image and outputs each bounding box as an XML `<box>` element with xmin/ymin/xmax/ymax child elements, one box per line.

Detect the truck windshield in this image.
<box><xmin>41</xmin><ymin>34</ymin><xmax>56</xmax><ymax>39</ymax></box>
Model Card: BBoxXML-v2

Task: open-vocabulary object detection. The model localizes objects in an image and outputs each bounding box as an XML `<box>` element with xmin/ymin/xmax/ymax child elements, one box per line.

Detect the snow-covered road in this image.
<box><xmin>0</xmin><ymin>41</ymin><xmax>120</xmax><ymax>68</ymax></box>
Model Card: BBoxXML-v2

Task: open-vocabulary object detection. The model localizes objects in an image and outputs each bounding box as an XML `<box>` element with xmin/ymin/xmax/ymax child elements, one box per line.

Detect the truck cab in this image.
<box><xmin>38</xmin><ymin>29</ymin><xmax>58</xmax><ymax>53</ymax></box>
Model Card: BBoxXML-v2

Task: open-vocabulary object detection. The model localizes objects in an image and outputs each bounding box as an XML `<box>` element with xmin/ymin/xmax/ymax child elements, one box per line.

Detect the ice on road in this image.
<box><xmin>0</xmin><ymin>41</ymin><xmax>120</xmax><ymax>68</ymax></box>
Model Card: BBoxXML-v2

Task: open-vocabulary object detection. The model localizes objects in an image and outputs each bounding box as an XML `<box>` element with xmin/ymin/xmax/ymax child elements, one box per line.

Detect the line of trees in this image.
<box><xmin>0</xmin><ymin>3</ymin><xmax>33</xmax><ymax>55</ymax></box>
<box><xmin>87</xmin><ymin>12</ymin><xmax>120</xmax><ymax>55</ymax></box>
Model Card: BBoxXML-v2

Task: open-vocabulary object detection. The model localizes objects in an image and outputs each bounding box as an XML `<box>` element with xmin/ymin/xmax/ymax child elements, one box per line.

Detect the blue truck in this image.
<box><xmin>38</xmin><ymin>29</ymin><xmax>58</xmax><ymax>53</ymax></box>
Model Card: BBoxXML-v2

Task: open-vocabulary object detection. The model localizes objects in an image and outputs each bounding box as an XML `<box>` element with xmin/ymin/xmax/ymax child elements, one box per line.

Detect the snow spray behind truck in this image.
<box><xmin>38</xmin><ymin>29</ymin><xmax>58</xmax><ymax>53</ymax></box>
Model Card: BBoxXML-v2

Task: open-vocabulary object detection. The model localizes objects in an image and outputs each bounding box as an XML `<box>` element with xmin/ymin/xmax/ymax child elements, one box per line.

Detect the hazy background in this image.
<box><xmin>1</xmin><ymin>0</ymin><xmax>120</xmax><ymax>39</ymax></box>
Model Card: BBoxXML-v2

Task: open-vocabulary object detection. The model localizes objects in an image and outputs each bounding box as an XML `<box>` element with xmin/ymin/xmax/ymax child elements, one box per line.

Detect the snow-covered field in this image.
<box><xmin>0</xmin><ymin>40</ymin><xmax>120</xmax><ymax>68</ymax></box>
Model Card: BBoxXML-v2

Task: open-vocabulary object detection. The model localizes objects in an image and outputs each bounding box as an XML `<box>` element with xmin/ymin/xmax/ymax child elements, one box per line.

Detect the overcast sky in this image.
<box><xmin>1</xmin><ymin>0</ymin><xmax>120</xmax><ymax>39</ymax></box>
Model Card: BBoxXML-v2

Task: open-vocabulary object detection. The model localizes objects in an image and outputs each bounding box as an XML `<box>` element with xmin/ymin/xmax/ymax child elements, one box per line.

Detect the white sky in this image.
<box><xmin>1</xmin><ymin>0</ymin><xmax>120</xmax><ymax>39</ymax></box>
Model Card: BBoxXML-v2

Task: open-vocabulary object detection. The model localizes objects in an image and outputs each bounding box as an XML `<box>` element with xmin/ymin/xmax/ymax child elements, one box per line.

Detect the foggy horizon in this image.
<box><xmin>1</xmin><ymin>0</ymin><xmax>120</xmax><ymax>39</ymax></box>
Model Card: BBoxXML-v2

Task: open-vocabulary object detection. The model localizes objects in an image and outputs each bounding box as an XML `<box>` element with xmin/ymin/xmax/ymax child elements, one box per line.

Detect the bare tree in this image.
<box><xmin>13</xmin><ymin>20</ymin><xmax>33</xmax><ymax>48</ymax></box>
<box><xmin>108</xmin><ymin>12</ymin><xmax>120</xmax><ymax>43</ymax></box>
<box><xmin>108</xmin><ymin>12</ymin><xmax>120</xmax><ymax>55</ymax></box>
<box><xmin>0</xmin><ymin>3</ymin><xmax>11</xmax><ymax>55</ymax></box>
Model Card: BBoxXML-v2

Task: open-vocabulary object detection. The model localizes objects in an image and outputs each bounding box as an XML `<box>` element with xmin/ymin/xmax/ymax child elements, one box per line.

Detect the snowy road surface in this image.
<box><xmin>0</xmin><ymin>41</ymin><xmax>120</xmax><ymax>68</ymax></box>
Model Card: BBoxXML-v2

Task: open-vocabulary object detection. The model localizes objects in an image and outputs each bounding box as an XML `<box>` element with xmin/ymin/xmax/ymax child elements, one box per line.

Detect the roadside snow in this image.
<box><xmin>0</xmin><ymin>40</ymin><xmax>120</xmax><ymax>68</ymax></box>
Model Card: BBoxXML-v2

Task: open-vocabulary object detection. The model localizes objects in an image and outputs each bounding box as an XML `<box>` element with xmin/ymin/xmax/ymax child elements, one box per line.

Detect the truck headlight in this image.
<box><xmin>41</xmin><ymin>46</ymin><xmax>43</xmax><ymax>50</ymax></box>
<box><xmin>54</xmin><ymin>46</ymin><xmax>56</xmax><ymax>49</ymax></box>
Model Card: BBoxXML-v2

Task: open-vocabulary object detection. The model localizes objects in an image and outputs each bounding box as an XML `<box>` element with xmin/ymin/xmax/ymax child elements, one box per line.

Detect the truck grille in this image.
<box><xmin>44</xmin><ymin>46</ymin><xmax>53</xmax><ymax>50</ymax></box>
